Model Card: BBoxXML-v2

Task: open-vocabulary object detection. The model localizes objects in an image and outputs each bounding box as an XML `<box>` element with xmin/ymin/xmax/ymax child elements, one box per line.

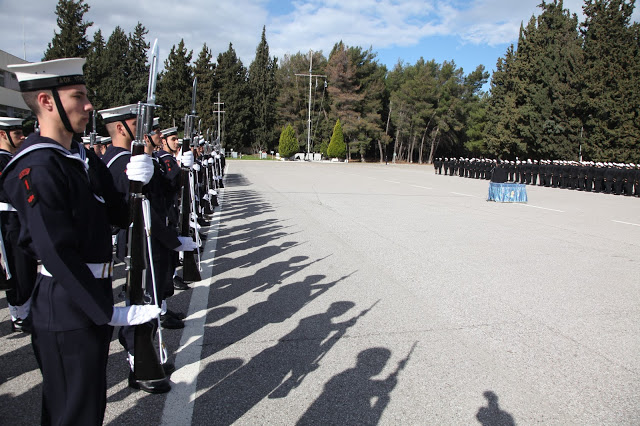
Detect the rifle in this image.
<box><xmin>178</xmin><ymin>78</ymin><xmax>201</xmax><ymax>282</ymax></box>
<box><xmin>89</xmin><ymin>111</ymin><xmax>97</xmax><ymax>149</ymax></box>
<box><xmin>125</xmin><ymin>39</ymin><xmax>168</xmax><ymax>384</ymax></box>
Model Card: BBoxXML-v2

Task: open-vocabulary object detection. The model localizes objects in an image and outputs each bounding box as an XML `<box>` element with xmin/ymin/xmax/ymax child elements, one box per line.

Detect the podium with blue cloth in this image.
<box><xmin>487</xmin><ymin>182</ymin><xmax>528</xmax><ymax>202</ymax></box>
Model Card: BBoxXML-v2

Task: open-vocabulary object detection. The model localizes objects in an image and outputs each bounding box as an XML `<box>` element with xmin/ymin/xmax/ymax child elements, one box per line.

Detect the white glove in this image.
<box><xmin>126</xmin><ymin>154</ymin><xmax>154</xmax><ymax>185</ymax></box>
<box><xmin>208</xmin><ymin>189</ymin><xmax>217</xmax><ymax>196</ymax></box>
<box><xmin>174</xmin><ymin>235</ymin><xmax>198</xmax><ymax>252</ymax></box>
<box><xmin>179</xmin><ymin>151</ymin><xmax>194</xmax><ymax>168</ymax></box>
<box><xmin>109</xmin><ymin>305</ymin><xmax>162</xmax><ymax>326</ymax></box>
<box><xmin>215</xmin><ymin>154</ymin><xmax>221</xmax><ymax>159</ymax></box>
<box><xmin>207</xmin><ymin>158</ymin><xmax>214</xmax><ymax>165</ymax></box>
<box><xmin>193</xmin><ymin>163</ymin><xmax>201</xmax><ymax>172</ymax></box>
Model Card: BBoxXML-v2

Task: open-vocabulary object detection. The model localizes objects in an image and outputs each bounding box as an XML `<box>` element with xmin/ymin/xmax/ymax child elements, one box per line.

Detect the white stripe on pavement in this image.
<box><xmin>515</xmin><ymin>203</ymin><xmax>564</xmax><ymax>213</ymax></box>
<box><xmin>411</xmin><ymin>185</ymin><xmax>432</xmax><ymax>190</ymax></box>
<box><xmin>161</xmin><ymin>188</ymin><xmax>224</xmax><ymax>426</ymax></box>
<box><xmin>612</xmin><ymin>220</ymin><xmax>640</xmax><ymax>227</ymax></box>
<box><xmin>450</xmin><ymin>191</ymin><xmax>482</xmax><ymax>198</ymax></box>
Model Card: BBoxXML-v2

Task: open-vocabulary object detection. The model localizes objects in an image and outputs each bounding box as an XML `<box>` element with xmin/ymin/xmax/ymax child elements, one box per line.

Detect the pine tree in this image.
<box><xmin>193</xmin><ymin>43</ymin><xmax>216</xmax><ymax>135</ymax></box>
<box><xmin>275</xmin><ymin>51</ymin><xmax>329</xmax><ymax>151</ymax></box>
<box><xmin>327</xmin><ymin>119</ymin><xmax>347</xmax><ymax>159</ymax></box>
<box><xmin>43</xmin><ymin>0</ymin><xmax>93</xmax><ymax>59</ymax></box>
<box><xmin>215</xmin><ymin>43</ymin><xmax>253</xmax><ymax>152</ymax></box>
<box><xmin>100</xmin><ymin>27</ymin><xmax>129</xmax><ymax>108</ymax></box>
<box><xmin>580</xmin><ymin>0</ymin><xmax>639</xmax><ymax>162</ymax></box>
<box><xmin>126</xmin><ymin>22</ymin><xmax>150</xmax><ymax>104</ymax></box>
<box><xmin>157</xmin><ymin>39</ymin><xmax>193</xmax><ymax>129</ymax></box>
<box><xmin>326</xmin><ymin>42</ymin><xmax>364</xmax><ymax>160</ymax></box>
<box><xmin>84</xmin><ymin>29</ymin><xmax>107</xmax><ymax>111</ymax></box>
<box><xmin>514</xmin><ymin>2</ymin><xmax>584</xmax><ymax>160</ymax></box>
<box><xmin>249</xmin><ymin>26</ymin><xmax>279</xmax><ymax>153</ymax></box>
<box><xmin>484</xmin><ymin>46</ymin><xmax>527</xmax><ymax>159</ymax></box>
<box><xmin>278</xmin><ymin>124</ymin><xmax>298</xmax><ymax>158</ymax></box>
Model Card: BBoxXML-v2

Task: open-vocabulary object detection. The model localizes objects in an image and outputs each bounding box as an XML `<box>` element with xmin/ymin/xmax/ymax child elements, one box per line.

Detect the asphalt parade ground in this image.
<box><xmin>1</xmin><ymin>160</ymin><xmax>639</xmax><ymax>425</ymax></box>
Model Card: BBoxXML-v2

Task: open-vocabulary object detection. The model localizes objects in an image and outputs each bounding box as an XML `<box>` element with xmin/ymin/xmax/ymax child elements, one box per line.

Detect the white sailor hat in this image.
<box><xmin>0</xmin><ymin>117</ymin><xmax>24</xmax><ymax>130</ymax></box>
<box><xmin>152</xmin><ymin>117</ymin><xmax>160</xmax><ymax>130</ymax></box>
<box><xmin>8</xmin><ymin>58</ymin><xmax>86</xmax><ymax>92</ymax></box>
<box><xmin>101</xmin><ymin>136</ymin><xmax>112</xmax><ymax>145</ymax></box>
<box><xmin>98</xmin><ymin>104</ymin><xmax>138</xmax><ymax>124</ymax></box>
<box><xmin>177</xmin><ymin>138</ymin><xmax>183</xmax><ymax>145</ymax></box>
<box><xmin>630</xmin><ymin>163</ymin><xmax>636</xmax><ymax>167</ymax></box>
<box><xmin>161</xmin><ymin>127</ymin><xmax>178</xmax><ymax>137</ymax></box>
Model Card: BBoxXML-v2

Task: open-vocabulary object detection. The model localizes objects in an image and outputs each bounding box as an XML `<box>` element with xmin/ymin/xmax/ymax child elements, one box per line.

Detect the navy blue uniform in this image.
<box><xmin>103</xmin><ymin>145</ymin><xmax>181</xmax><ymax>352</ymax></box>
<box><xmin>0</xmin><ymin>134</ymin><xmax>129</xmax><ymax>425</ymax></box>
<box><xmin>155</xmin><ymin>149</ymin><xmax>182</xmax><ymax>286</ymax></box>
<box><xmin>0</xmin><ymin>149</ymin><xmax>37</xmax><ymax>310</ymax></box>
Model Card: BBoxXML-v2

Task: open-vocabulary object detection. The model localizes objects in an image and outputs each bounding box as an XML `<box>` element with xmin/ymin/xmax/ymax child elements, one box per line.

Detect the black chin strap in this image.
<box><xmin>4</xmin><ymin>131</ymin><xmax>16</xmax><ymax>149</ymax></box>
<box><xmin>51</xmin><ymin>88</ymin><xmax>74</xmax><ymax>134</ymax></box>
<box><xmin>165</xmin><ymin>140</ymin><xmax>176</xmax><ymax>155</ymax></box>
<box><xmin>121</xmin><ymin>120</ymin><xmax>135</xmax><ymax>143</ymax></box>
<box><xmin>147</xmin><ymin>133</ymin><xmax>158</xmax><ymax>148</ymax></box>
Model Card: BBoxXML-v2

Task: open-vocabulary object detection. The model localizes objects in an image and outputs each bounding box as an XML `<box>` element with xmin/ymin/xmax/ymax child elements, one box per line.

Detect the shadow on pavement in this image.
<box><xmin>476</xmin><ymin>391</ymin><xmax>516</xmax><ymax>426</ymax></box>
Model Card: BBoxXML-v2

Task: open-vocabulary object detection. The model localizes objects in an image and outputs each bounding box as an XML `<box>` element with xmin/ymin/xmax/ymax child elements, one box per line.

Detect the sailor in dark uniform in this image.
<box><xmin>156</xmin><ymin>127</ymin><xmax>191</xmax><ymax>291</ymax></box>
<box><xmin>146</xmin><ymin>120</ymin><xmax>191</xmax><ymax>319</ymax></box>
<box><xmin>4</xmin><ymin>58</ymin><xmax>159</xmax><ymax>426</ymax></box>
<box><xmin>0</xmin><ymin>117</ymin><xmax>37</xmax><ymax>333</ymax></box>
<box><xmin>99</xmin><ymin>105</ymin><xmax>196</xmax><ymax>392</ymax></box>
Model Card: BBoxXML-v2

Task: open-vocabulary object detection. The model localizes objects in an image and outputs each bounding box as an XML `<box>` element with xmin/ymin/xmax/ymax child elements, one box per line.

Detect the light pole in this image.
<box><xmin>295</xmin><ymin>50</ymin><xmax>326</xmax><ymax>161</ymax></box>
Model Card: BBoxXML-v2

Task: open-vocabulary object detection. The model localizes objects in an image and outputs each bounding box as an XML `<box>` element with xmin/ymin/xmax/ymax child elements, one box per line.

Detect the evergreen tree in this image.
<box><xmin>515</xmin><ymin>2</ymin><xmax>583</xmax><ymax>160</ymax></box>
<box><xmin>278</xmin><ymin>124</ymin><xmax>298</xmax><ymax>158</ymax></box>
<box><xmin>484</xmin><ymin>46</ymin><xmax>527</xmax><ymax>159</ymax></box>
<box><xmin>326</xmin><ymin>42</ymin><xmax>364</xmax><ymax>160</ymax></box>
<box><xmin>100</xmin><ymin>27</ymin><xmax>130</xmax><ymax>108</ymax></box>
<box><xmin>327</xmin><ymin>119</ymin><xmax>347</xmax><ymax>158</ymax></box>
<box><xmin>249</xmin><ymin>26</ymin><xmax>279</xmax><ymax>153</ymax></box>
<box><xmin>347</xmin><ymin>46</ymin><xmax>387</xmax><ymax>161</ymax></box>
<box><xmin>84</xmin><ymin>29</ymin><xmax>107</xmax><ymax>111</ymax></box>
<box><xmin>43</xmin><ymin>0</ymin><xmax>92</xmax><ymax>59</ymax></box>
<box><xmin>126</xmin><ymin>22</ymin><xmax>150</xmax><ymax>104</ymax></box>
<box><xmin>215</xmin><ymin>43</ymin><xmax>253</xmax><ymax>152</ymax></box>
<box><xmin>275</xmin><ymin>51</ymin><xmax>329</xmax><ymax>152</ymax></box>
<box><xmin>157</xmin><ymin>39</ymin><xmax>193</xmax><ymax>129</ymax></box>
<box><xmin>580</xmin><ymin>0</ymin><xmax>639</xmax><ymax>162</ymax></box>
<box><xmin>193</xmin><ymin>43</ymin><xmax>217</xmax><ymax>135</ymax></box>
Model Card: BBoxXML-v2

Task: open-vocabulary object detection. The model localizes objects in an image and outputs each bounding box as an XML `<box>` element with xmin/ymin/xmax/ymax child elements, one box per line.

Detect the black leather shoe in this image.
<box><xmin>173</xmin><ymin>276</ymin><xmax>190</xmax><ymax>291</ymax></box>
<box><xmin>128</xmin><ymin>371</ymin><xmax>171</xmax><ymax>394</ymax></box>
<box><xmin>197</xmin><ymin>217</ymin><xmax>210</xmax><ymax>227</ymax></box>
<box><xmin>166</xmin><ymin>309</ymin><xmax>186</xmax><ymax>320</ymax></box>
<box><xmin>163</xmin><ymin>362</ymin><xmax>176</xmax><ymax>376</ymax></box>
<box><xmin>11</xmin><ymin>317</ymin><xmax>32</xmax><ymax>334</ymax></box>
<box><xmin>160</xmin><ymin>314</ymin><xmax>185</xmax><ymax>329</ymax></box>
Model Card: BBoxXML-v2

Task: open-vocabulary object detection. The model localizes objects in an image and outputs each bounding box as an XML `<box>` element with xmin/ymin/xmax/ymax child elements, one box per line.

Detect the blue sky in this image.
<box><xmin>1</xmin><ymin>0</ymin><xmax>639</xmax><ymax>91</ymax></box>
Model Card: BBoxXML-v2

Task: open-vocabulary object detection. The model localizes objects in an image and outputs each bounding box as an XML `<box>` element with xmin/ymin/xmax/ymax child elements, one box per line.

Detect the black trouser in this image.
<box><xmin>120</xmin><ymin>238</ymin><xmax>171</xmax><ymax>354</ymax></box>
<box><xmin>585</xmin><ymin>178</ymin><xmax>593</xmax><ymax>192</ymax></box>
<box><xmin>33</xmin><ymin>324</ymin><xmax>112</xmax><ymax>426</ymax></box>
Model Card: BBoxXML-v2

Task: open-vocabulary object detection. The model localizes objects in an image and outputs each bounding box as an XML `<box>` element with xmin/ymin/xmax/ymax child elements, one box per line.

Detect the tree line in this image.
<box><xmin>40</xmin><ymin>0</ymin><xmax>639</xmax><ymax>162</ymax></box>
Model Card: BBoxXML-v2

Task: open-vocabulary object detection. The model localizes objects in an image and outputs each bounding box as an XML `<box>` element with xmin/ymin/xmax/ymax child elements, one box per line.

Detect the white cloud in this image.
<box><xmin>1</xmin><ymin>0</ymin><xmax>638</xmax><ymax>68</ymax></box>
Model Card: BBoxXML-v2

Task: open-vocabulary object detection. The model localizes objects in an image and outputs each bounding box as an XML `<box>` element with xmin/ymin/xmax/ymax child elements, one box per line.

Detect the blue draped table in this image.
<box><xmin>487</xmin><ymin>182</ymin><xmax>528</xmax><ymax>203</ymax></box>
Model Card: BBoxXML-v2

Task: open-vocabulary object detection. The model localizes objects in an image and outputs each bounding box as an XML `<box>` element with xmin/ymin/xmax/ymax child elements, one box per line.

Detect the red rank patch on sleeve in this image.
<box><xmin>19</xmin><ymin>168</ymin><xmax>37</xmax><ymax>207</ymax></box>
<box><xmin>19</xmin><ymin>168</ymin><xmax>31</xmax><ymax>179</ymax></box>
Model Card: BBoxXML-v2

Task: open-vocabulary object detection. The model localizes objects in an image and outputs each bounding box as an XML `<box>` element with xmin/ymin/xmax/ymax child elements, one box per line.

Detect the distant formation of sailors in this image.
<box><xmin>433</xmin><ymin>157</ymin><xmax>640</xmax><ymax>196</ymax></box>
